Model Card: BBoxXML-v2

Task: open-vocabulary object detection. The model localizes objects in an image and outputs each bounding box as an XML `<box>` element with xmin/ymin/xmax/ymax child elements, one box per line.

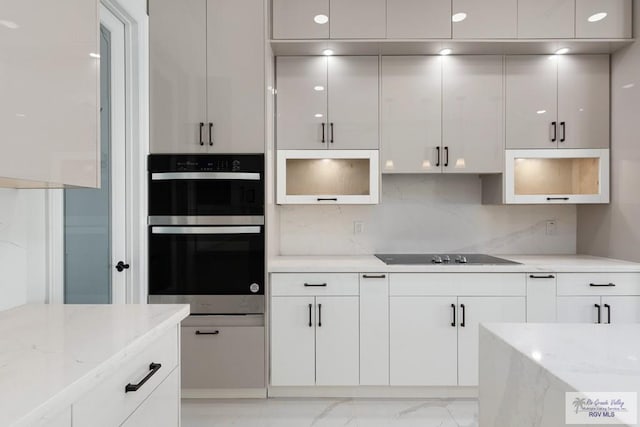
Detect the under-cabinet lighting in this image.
<box><xmin>322</xmin><ymin>49</ymin><xmax>334</xmax><ymax>56</ymax></box>
<box><xmin>452</xmin><ymin>12</ymin><xmax>467</xmax><ymax>23</ymax></box>
<box><xmin>588</xmin><ymin>12</ymin><xmax>607</xmax><ymax>23</ymax></box>
<box><xmin>313</xmin><ymin>85</ymin><xmax>325</xmax><ymax>91</ymax></box>
<box><xmin>554</xmin><ymin>47</ymin><xmax>570</xmax><ymax>55</ymax></box>
<box><xmin>314</xmin><ymin>14</ymin><xmax>329</xmax><ymax>25</ymax></box>
<box><xmin>89</xmin><ymin>53</ymin><xmax>100</xmax><ymax>59</ymax></box>
<box><xmin>439</xmin><ymin>48</ymin><xmax>452</xmax><ymax>56</ymax></box>
<box><xmin>0</xmin><ymin>20</ymin><xmax>19</xmax><ymax>29</ymax></box>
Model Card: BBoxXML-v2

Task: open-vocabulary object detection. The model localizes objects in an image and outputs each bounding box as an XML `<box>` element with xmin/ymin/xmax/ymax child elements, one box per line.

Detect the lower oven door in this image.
<box><xmin>148</xmin><ymin>225</ymin><xmax>265</xmax><ymax>314</ymax></box>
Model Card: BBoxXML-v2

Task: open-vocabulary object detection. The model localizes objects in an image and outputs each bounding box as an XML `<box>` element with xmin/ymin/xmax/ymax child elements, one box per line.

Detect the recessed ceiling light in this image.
<box><xmin>439</xmin><ymin>48</ymin><xmax>452</xmax><ymax>56</ymax></box>
<box><xmin>0</xmin><ymin>20</ymin><xmax>19</xmax><ymax>29</ymax></box>
<box><xmin>554</xmin><ymin>47</ymin><xmax>570</xmax><ymax>55</ymax></box>
<box><xmin>313</xmin><ymin>85</ymin><xmax>325</xmax><ymax>91</ymax></box>
<box><xmin>588</xmin><ymin>12</ymin><xmax>608</xmax><ymax>22</ymax></box>
<box><xmin>452</xmin><ymin>12</ymin><xmax>467</xmax><ymax>23</ymax></box>
<box><xmin>623</xmin><ymin>83</ymin><xmax>635</xmax><ymax>89</ymax></box>
<box><xmin>536</xmin><ymin>110</ymin><xmax>547</xmax><ymax>115</ymax></box>
<box><xmin>314</xmin><ymin>113</ymin><xmax>323</xmax><ymax>118</ymax></box>
<box><xmin>313</xmin><ymin>14</ymin><xmax>329</xmax><ymax>25</ymax></box>
<box><xmin>89</xmin><ymin>52</ymin><xmax>100</xmax><ymax>58</ymax></box>
<box><xmin>322</xmin><ymin>49</ymin><xmax>334</xmax><ymax>56</ymax></box>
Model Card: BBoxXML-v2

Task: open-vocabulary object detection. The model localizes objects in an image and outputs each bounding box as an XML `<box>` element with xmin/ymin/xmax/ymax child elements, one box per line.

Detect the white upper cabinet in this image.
<box><xmin>150</xmin><ymin>0</ymin><xmax>265</xmax><ymax>153</ymax></box>
<box><xmin>387</xmin><ymin>0</ymin><xmax>452</xmax><ymax>39</ymax></box>
<box><xmin>381</xmin><ymin>56</ymin><xmax>442</xmax><ymax>173</ymax></box>
<box><xmin>517</xmin><ymin>0</ymin><xmax>575</xmax><ymax>39</ymax></box>
<box><xmin>0</xmin><ymin>0</ymin><xmax>99</xmax><ymax>187</ymax></box>
<box><xmin>330</xmin><ymin>0</ymin><xmax>386</xmax><ymax>39</ymax></box>
<box><xmin>276</xmin><ymin>56</ymin><xmax>379</xmax><ymax>150</ymax></box>
<box><xmin>557</xmin><ymin>55</ymin><xmax>610</xmax><ymax>149</ymax></box>
<box><xmin>272</xmin><ymin>0</ymin><xmax>330</xmax><ymax>39</ymax></box>
<box><xmin>576</xmin><ymin>0</ymin><xmax>632</xmax><ymax>39</ymax></box>
<box><xmin>442</xmin><ymin>56</ymin><xmax>504</xmax><ymax>174</ymax></box>
<box><xmin>452</xmin><ymin>0</ymin><xmax>517</xmax><ymax>39</ymax></box>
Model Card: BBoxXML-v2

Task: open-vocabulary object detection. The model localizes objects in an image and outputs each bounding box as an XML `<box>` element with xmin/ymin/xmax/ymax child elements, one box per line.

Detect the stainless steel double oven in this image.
<box><xmin>147</xmin><ymin>154</ymin><xmax>265</xmax><ymax>315</ymax></box>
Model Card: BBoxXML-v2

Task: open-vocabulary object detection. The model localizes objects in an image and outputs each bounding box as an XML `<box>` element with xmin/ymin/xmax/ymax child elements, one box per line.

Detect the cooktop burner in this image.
<box><xmin>374</xmin><ymin>254</ymin><xmax>520</xmax><ymax>265</ymax></box>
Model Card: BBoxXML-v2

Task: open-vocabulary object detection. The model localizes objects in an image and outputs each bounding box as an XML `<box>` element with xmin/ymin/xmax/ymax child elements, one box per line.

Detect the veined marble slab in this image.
<box><xmin>479</xmin><ymin>323</ymin><xmax>640</xmax><ymax>427</ymax></box>
<box><xmin>268</xmin><ymin>255</ymin><xmax>640</xmax><ymax>273</ymax></box>
<box><xmin>0</xmin><ymin>303</ymin><xmax>189</xmax><ymax>426</ymax></box>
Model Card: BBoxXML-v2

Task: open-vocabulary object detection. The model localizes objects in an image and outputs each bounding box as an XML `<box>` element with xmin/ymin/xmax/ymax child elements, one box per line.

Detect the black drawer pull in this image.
<box><xmin>460</xmin><ymin>304</ymin><xmax>466</xmax><ymax>327</ymax></box>
<box><xmin>209</xmin><ymin>122</ymin><xmax>214</xmax><ymax>146</ymax></box>
<box><xmin>199</xmin><ymin>122</ymin><xmax>204</xmax><ymax>146</ymax></box>
<box><xmin>125</xmin><ymin>363</ymin><xmax>162</xmax><ymax>393</ymax></box>
<box><xmin>304</xmin><ymin>283</ymin><xmax>327</xmax><ymax>287</ymax></box>
<box><xmin>589</xmin><ymin>283</ymin><xmax>616</xmax><ymax>287</ymax></box>
<box><xmin>604</xmin><ymin>304</ymin><xmax>611</xmax><ymax>324</ymax></box>
<box><xmin>546</xmin><ymin>197</ymin><xmax>569</xmax><ymax>201</ymax></box>
<box><xmin>308</xmin><ymin>303</ymin><xmax>312</xmax><ymax>327</ymax></box>
<box><xmin>321</xmin><ymin>123</ymin><xmax>326</xmax><ymax>143</ymax></box>
<box><xmin>362</xmin><ymin>274</ymin><xmax>386</xmax><ymax>279</ymax></box>
<box><xmin>529</xmin><ymin>274</ymin><xmax>555</xmax><ymax>279</ymax></box>
<box><xmin>594</xmin><ymin>304</ymin><xmax>601</xmax><ymax>324</ymax></box>
<box><xmin>318</xmin><ymin>303</ymin><xmax>322</xmax><ymax>327</ymax></box>
<box><xmin>451</xmin><ymin>304</ymin><xmax>456</xmax><ymax>327</ymax></box>
<box><xmin>195</xmin><ymin>330</ymin><xmax>220</xmax><ymax>335</ymax></box>
<box><xmin>435</xmin><ymin>146</ymin><xmax>440</xmax><ymax>167</ymax></box>
<box><xmin>317</xmin><ymin>198</ymin><xmax>338</xmax><ymax>202</ymax></box>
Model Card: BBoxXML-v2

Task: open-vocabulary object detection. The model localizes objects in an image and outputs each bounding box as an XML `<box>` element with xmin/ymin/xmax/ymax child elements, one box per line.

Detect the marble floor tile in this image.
<box><xmin>182</xmin><ymin>398</ymin><xmax>479</xmax><ymax>427</ymax></box>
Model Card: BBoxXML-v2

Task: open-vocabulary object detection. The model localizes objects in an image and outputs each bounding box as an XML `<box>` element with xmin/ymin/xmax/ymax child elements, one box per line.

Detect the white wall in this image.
<box><xmin>577</xmin><ymin>0</ymin><xmax>640</xmax><ymax>262</ymax></box>
<box><xmin>0</xmin><ymin>189</ymin><xmax>48</xmax><ymax>311</ymax></box>
<box><xmin>279</xmin><ymin>174</ymin><xmax>577</xmax><ymax>255</ymax></box>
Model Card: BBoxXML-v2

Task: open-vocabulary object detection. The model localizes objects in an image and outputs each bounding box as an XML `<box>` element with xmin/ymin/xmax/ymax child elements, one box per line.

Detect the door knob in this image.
<box><xmin>116</xmin><ymin>261</ymin><xmax>130</xmax><ymax>272</ymax></box>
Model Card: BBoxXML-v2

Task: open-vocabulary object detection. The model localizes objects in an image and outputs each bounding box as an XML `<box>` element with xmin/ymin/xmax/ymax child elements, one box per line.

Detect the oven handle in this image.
<box><xmin>151</xmin><ymin>226</ymin><xmax>262</xmax><ymax>235</ymax></box>
<box><xmin>151</xmin><ymin>172</ymin><xmax>261</xmax><ymax>181</ymax></box>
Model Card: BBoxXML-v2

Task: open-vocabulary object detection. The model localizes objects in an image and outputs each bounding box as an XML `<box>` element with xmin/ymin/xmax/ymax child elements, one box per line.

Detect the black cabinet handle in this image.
<box><xmin>551</xmin><ymin>121</ymin><xmax>557</xmax><ymax>142</ymax></box>
<box><xmin>195</xmin><ymin>330</ymin><xmax>219</xmax><ymax>335</ymax></box>
<box><xmin>594</xmin><ymin>304</ymin><xmax>601</xmax><ymax>324</ymax></box>
<box><xmin>560</xmin><ymin>121</ymin><xmax>566</xmax><ymax>142</ymax></box>
<box><xmin>546</xmin><ymin>197</ymin><xmax>569</xmax><ymax>201</ymax></box>
<box><xmin>317</xmin><ymin>198</ymin><xmax>338</xmax><ymax>202</ymax></box>
<box><xmin>529</xmin><ymin>274</ymin><xmax>555</xmax><ymax>279</ymax></box>
<box><xmin>590</xmin><ymin>283</ymin><xmax>616</xmax><ymax>287</ymax></box>
<box><xmin>460</xmin><ymin>304</ymin><xmax>466</xmax><ymax>327</ymax></box>
<box><xmin>451</xmin><ymin>304</ymin><xmax>456</xmax><ymax>327</ymax></box>
<box><xmin>318</xmin><ymin>303</ymin><xmax>322</xmax><ymax>327</ymax></box>
<box><xmin>304</xmin><ymin>283</ymin><xmax>327</xmax><ymax>287</ymax></box>
<box><xmin>115</xmin><ymin>261</ymin><xmax>130</xmax><ymax>272</ymax></box>
<box><xmin>308</xmin><ymin>303</ymin><xmax>312</xmax><ymax>327</ymax></box>
<box><xmin>321</xmin><ymin>123</ymin><xmax>325</xmax><ymax>143</ymax></box>
<box><xmin>199</xmin><ymin>122</ymin><xmax>204</xmax><ymax>146</ymax></box>
<box><xmin>444</xmin><ymin>146</ymin><xmax>449</xmax><ymax>167</ymax></box>
<box><xmin>604</xmin><ymin>304</ymin><xmax>611</xmax><ymax>324</ymax></box>
<box><xmin>362</xmin><ymin>274</ymin><xmax>386</xmax><ymax>279</ymax></box>
<box><xmin>125</xmin><ymin>363</ymin><xmax>162</xmax><ymax>393</ymax></box>
<box><xmin>436</xmin><ymin>147</ymin><xmax>440</xmax><ymax>167</ymax></box>
<box><xmin>209</xmin><ymin>122</ymin><xmax>213</xmax><ymax>146</ymax></box>
<box><xmin>330</xmin><ymin>122</ymin><xmax>334</xmax><ymax>143</ymax></box>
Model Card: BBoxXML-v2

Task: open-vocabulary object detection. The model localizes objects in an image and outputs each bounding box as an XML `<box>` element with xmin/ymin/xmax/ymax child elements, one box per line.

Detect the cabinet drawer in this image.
<box><xmin>390</xmin><ymin>273</ymin><xmax>526</xmax><ymax>296</ymax></box>
<box><xmin>271</xmin><ymin>273</ymin><xmax>359</xmax><ymax>296</ymax></box>
<box><xmin>557</xmin><ymin>273</ymin><xmax>640</xmax><ymax>296</ymax></box>
<box><xmin>73</xmin><ymin>326</ymin><xmax>179</xmax><ymax>427</ymax></box>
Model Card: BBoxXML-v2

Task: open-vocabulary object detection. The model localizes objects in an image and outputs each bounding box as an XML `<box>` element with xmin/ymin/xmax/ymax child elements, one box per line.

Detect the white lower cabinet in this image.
<box><xmin>557</xmin><ymin>296</ymin><xmax>602</xmax><ymax>323</ymax></box>
<box><xmin>359</xmin><ymin>274</ymin><xmax>390</xmax><ymax>385</ymax></box>
<box><xmin>558</xmin><ymin>296</ymin><xmax>640</xmax><ymax>324</ymax></box>
<box><xmin>121</xmin><ymin>368</ymin><xmax>180</xmax><ymax>427</ymax></box>
<box><xmin>601</xmin><ymin>297</ymin><xmax>640</xmax><ymax>323</ymax></box>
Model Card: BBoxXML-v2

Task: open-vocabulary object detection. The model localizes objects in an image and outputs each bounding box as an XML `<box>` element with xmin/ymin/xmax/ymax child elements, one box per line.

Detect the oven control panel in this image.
<box><xmin>148</xmin><ymin>154</ymin><xmax>264</xmax><ymax>173</ymax></box>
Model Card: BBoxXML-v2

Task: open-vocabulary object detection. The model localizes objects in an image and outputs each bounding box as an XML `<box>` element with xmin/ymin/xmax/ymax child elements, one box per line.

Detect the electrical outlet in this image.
<box><xmin>353</xmin><ymin>221</ymin><xmax>365</xmax><ymax>235</ymax></box>
<box><xmin>546</xmin><ymin>220</ymin><xmax>557</xmax><ymax>236</ymax></box>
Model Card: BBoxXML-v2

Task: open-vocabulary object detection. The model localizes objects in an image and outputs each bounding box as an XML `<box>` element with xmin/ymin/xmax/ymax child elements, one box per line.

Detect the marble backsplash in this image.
<box><xmin>279</xmin><ymin>174</ymin><xmax>577</xmax><ymax>255</ymax></box>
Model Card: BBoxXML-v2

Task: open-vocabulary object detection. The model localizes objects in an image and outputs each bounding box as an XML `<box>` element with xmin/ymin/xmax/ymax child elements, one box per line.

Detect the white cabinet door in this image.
<box><xmin>558</xmin><ymin>55</ymin><xmax>610</xmax><ymax>149</ymax></box>
<box><xmin>0</xmin><ymin>0</ymin><xmax>99</xmax><ymax>187</ymax></box>
<box><xmin>505</xmin><ymin>55</ymin><xmax>558</xmax><ymax>149</ymax></box>
<box><xmin>272</xmin><ymin>0</ymin><xmax>330</xmax><ymax>39</ymax></box>
<box><xmin>557</xmin><ymin>296</ymin><xmax>602</xmax><ymax>323</ymax></box>
<box><xmin>576</xmin><ymin>0</ymin><xmax>632</xmax><ymax>39</ymax></box>
<box><xmin>452</xmin><ymin>0</ymin><xmax>517</xmax><ymax>39</ymax></box>
<box><xmin>150</xmin><ymin>0</ymin><xmax>207</xmax><ymax>154</ymax></box>
<box><xmin>359</xmin><ymin>274</ymin><xmax>389</xmax><ymax>385</ymax></box>
<box><xmin>517</xmin><ymin>0</ymin><xmax>575</xmax><ymax>38</ymax></box>
<box><xmin>328</xmin><ymin>56</ymin><xmax>379</xmax><ymax>149</ymax></box>
<box><xmin>457</xmin><ymin>297</ymin><xmax>525</xmax><ymax>386</ymax></box>
<box><xmin>390</xmin><ymin>297</ymin><xmax>458</xmax><ymax>386</ymax></box>
<box><xmin>276</xmin><ymin>57</ymin><xmax>328</xmax><ymax>150</ymax></box>
<box><xmin>601</xmin><ymin>297</ymin><xmax>640</xmax><ymax>324</ymax></box>
<box><xmin>315</xmin><ymin>296</ymin><xmax>360</xmax><ymax>386</ymax></box>
<box><xmin>381</xmin><ymin>56</ymin><xmax>442</xmax><ymax>174</ymax></box>
<box><xmin>387</xmin><ymin>0</ymin><xmax>452</xmax><ymax>39</ymax></box>
<box><xmin>206</xmin><ymin>0</ymin><xmax>264</xmax><ymax>153</ymax></box>
<box><xmin>329</xmin><ymin>0</ymin><xmax>386</xmax><ymax>39</ymax></box>
<box><xmin>443</xmin><ymin>56</ymin><xmax>504</xmax><ymax>174</ymax></box>
<box><xmin>271</xmin><ymin>296</ymin><xmax>316</xmax><ymax>386</ymax></box>
<box><xmin>526</xmin><ymin>274</ymin><xmax>557</xmax><ymax>322</ymax></box>
<box><xmin>121</xmin><ymin>369</ymin><xmax>180</xmax><ymax>427</ymax></box>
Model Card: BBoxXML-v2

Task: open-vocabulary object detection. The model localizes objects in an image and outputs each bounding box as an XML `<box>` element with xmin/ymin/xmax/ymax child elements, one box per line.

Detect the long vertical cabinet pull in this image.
<box><xmin>436</xmin><ymin>147</ymin><xmax>441</xmax><ymax>167</ymax></box>
<box><xmin>450</xmin><ymin>304</ymin><xmax>456</xmax><ymax>327</ymax></box>
<box><xmin>208</xmin><ymin>123</ymin><xmax>213</xmax><ymax>146</ymax></box>
<box><xmin>560</xmin><ymin>122</ymin><xmax>566</xmax><ymax>143</ymax></box>
<box><xmin>604</xmin><ymin>304</ymin><xmax>611</xmax><ymax>324</ymax></box>
<box><xmin>594</xmin><ymin>304</ymin><xmax>601</xmax><ymax>324</ymax></box>
<box><xmin>308</xmin><ymin>304</ymin><xmax>313</xmax><ymax>327</ymax></box>
<box><xmin>321</xmin><ymin>123</ymin><xmax>325</xmax><ymax>143</ymax></box>
<box><xmin>551</xmin><ymin>122</ymin><xmax>557</xmax><ymax>142</ymax></box>
<box><xmin>330</xmin><ymin>123</ymin><xmax>334</xmax><ymax>144</ymax></box>
<box><xmin>318</xmin><ymin>304</ymin><xmax>322</xmax><ymax>327</ymax></box>
<box><xmin>444</xmin><ymin>147</ymin><xmax>449</xmax><ymax>167</ymax></box>
<box><xmin>199</xmin><ymin>122</ymin><xmax>204</xmax><ymax>146</ymax></box>
<box><xmin>460</xmin><ymin>304</ymin><xmax>466</xmax><ymax>327</ymax></box>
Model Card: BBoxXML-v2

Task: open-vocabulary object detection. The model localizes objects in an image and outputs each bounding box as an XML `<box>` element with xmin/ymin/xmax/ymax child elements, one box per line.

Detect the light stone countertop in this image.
<box><xmin>268</xmin><ymin>255</ymin><xmax>640</xmax><ymax>273</ymax></box>
<box><xmin>0</xmin><ymin>304</ymin><xmax>190</xmax><ymax>427</ymax></box>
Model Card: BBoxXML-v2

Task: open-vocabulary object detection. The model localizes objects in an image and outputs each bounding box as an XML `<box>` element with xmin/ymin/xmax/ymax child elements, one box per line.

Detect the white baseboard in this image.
<box><xmin>267</xmin><ymin>386</ymin><xmax>478</xmax><ymax>399</ymax></box>
<box><xmin>182</xmin><ymin>388</ymin><xmax>268</xmax><ymax>399</ymax></box>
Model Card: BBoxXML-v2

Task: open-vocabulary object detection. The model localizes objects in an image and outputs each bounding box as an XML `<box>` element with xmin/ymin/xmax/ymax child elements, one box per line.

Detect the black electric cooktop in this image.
<box><xmin>374</xmin><ymin>254</ymin><xmax>521</xmax><ymax>265</ymax></box>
